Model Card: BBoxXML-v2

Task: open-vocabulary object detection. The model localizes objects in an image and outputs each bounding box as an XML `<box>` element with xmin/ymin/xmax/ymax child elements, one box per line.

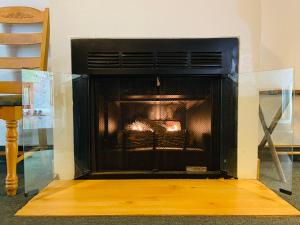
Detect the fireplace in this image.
<box><xmin>71</xmin><ymin>38</ymin><xmax>238</xmax><ymax>179</ymax></box>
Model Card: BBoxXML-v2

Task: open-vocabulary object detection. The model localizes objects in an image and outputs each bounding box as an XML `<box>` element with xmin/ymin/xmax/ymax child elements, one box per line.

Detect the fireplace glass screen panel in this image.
<box><xmin>95</xmin><ymin>76</ymin><xmax>217</xmax><ymax>173</ymax></box>
<box><xmin>21</xmin><ymin>70</ymin><xmax>54</xmax><ymax>194</ymax></box>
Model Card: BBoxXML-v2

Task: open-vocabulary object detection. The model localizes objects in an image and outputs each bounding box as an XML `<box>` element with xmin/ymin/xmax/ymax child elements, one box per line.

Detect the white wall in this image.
<box><xmin>261</xmin><ymin>0</ymin><xmax>300</xmax><ymax>88</ymax></box>
<box><xmin>50</xmin><ymin>0</ymin><xmax>261</xmax><ymax>179</ymax></box>
<box><xmin>260</xmin><ymin>0</ymin><xmax>300</xmax><ymax>144</ymax></box>
<box><xmin>0</xmin><ymin>1</ymin><xmax>48</xmax><ymax>9</ymax></box>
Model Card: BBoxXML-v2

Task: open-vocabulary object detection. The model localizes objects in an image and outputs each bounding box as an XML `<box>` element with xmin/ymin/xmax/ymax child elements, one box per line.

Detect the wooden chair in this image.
<box><xmin>0</xmin><ymin>6</ymin><xmax>49</xmax><ymax>196</ymax></box>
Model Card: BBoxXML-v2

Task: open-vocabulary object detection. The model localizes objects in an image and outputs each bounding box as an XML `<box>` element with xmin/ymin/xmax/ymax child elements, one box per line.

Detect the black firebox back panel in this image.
<box><xmin>71</xmin><ymin>38</ymin><xmax>239</xmax><ymax>179</ymax></box>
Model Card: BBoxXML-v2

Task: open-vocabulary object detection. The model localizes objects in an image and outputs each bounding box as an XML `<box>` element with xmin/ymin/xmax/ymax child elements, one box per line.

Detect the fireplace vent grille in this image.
<box><xmin>87</xmin><ymin>52</ymin><xmax>120</xmax><ymax>68</ymax></box>
<box><xmin>122</xmin><ymin>52</ymin><xmax>154</xmax><ymax>68</ymax></box>
<box><xmin>87</xmin><ymin>51</ymin><xmax>222</xmax><ymax>69</ymax></box>
<box><xmin>157</xmin><ymin>52</ymin><xmax>188</xmax><ymax>68</ymax></box>
<box><xmin>191</xmin><ymin>52</ymin><xmax>222</xmax><ymax>68</ymax></box>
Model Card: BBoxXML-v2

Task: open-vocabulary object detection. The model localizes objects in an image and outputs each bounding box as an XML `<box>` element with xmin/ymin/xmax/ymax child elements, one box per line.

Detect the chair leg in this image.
<box><xmin>5</xmin><ymin>120</ymin><xmax>19</xmax><ymax>196</ymax></box>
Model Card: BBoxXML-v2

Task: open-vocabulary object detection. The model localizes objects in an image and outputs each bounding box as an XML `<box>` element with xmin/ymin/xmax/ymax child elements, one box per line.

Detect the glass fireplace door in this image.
<box><xmin>157</xmin><ymin>76</ymin><xmax>215</xmax><ymax>173</ymax></box>
<box><xmin>95</xmin><ymin>75</ymin><xmax>217</xmax><ymax>174</ymax></box>
<box><xmin>95</xmin><ymin>76</ymin><xmax>158</xmax><ymax>172</ymax></box>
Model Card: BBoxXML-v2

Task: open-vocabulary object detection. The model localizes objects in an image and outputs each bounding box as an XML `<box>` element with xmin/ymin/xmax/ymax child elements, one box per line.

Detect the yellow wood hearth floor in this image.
<box><xmin>16</xmin><ymin>179</ymin><xmax>300</xmax><ymax>216</ymax></box>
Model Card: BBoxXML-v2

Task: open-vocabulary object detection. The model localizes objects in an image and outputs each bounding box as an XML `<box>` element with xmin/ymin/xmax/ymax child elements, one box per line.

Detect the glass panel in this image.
<box><xmin>258</xmin><ymin>69</ymin><xmax>294</xmax><ymax>192</ymax></box>
<box><xmin>72</xmin><ymin>74</ymin><xmax>238</xmax><ymax>178</ymax></box>
<box><xmin>239</xmin><ymin>69</ymin><xmax>294</xmax><ymax>193</ymax></box>
<box><xmin>22</xmin><ymin>69</ymin><xmax>54</xmax><ymax>193</ymax></box>
<box><xmin>158</xmin><ymin>76</ymin><xmax>214</xmax><ymax>173</ymax></box>
<box><xmin>94</xmin><ymin>76</ymin><xmax>157</xmax><ymax>172</ymax></box>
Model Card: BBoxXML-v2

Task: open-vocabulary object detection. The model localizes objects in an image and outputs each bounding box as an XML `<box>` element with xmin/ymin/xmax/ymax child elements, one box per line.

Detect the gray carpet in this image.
<box><xmin>1</xmin><ymin>160</ymin><xmax>300</xmax><ymax>225</ymax></box>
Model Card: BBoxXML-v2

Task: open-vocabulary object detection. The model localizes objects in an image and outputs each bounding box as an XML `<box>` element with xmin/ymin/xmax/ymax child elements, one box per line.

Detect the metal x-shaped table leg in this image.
<box><xmin>258</xmin><ymin>97</ymin><xmax>290</xmax><ymax>152</ymax></box>
<box><xmin>258</xmin><ymin>105</ymin><xmax>287</xmax><ymax>183</ymax></box>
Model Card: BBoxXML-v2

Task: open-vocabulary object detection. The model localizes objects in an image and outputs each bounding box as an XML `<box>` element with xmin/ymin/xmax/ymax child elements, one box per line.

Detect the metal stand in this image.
<box><xmin>258</xmin><ymin>92</ymin><xmax>290</xmax><ymax>183</ymax></box>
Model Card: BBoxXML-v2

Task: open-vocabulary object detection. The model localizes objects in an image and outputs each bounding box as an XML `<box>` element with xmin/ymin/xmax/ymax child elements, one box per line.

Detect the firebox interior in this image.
<box><xmin>95</xmin><ymin>76</ymin><xmax>219</xmax><ymax>173</ymax></box>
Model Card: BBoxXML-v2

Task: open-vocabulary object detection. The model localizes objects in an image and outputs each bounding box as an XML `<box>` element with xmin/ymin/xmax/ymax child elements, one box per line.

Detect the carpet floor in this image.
<box><xmin>1</xmin><ymin>161</ymin><xmax>300</xmax><ymax>225</ymax></box>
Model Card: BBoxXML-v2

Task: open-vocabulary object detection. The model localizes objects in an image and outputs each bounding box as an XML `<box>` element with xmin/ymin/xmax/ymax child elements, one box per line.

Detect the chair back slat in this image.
<box><xmin>0</xmin><ymin>6</ymin><xmax>44</xmax><ymax>24</ymax></box>
<box><xmin>40</xmin><ymin>8</ymin><xmax>49</xmax><ymax>70</ymax></box>
<box><xmin>0</xmin><ymin>7</ymin><xmax>49</xmax><ymax>96</ymax></box>
<box><xmin>0</xmin><ymin>81</ymin><xmax>22</xmax><ymax>94</ymax></box>
<box><xmin>0</xmin><ymin>57</ymin><xmax>40</xmax><ymax>69</ymax></box>
<box><xmin>0</xmin><ymin>33</ymin><xmax>42</xmax><ymax>45</ymax></box>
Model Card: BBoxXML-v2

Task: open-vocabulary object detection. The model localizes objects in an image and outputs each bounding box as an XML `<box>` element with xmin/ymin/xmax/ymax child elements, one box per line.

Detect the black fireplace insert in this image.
<box><xmin>71</xmin><ymin>38</ymin><xmax>239</xmax><ymax>179</ymax></box>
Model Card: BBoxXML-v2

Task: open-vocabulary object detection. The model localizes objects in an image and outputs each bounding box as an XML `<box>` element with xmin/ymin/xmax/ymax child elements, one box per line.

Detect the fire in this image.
<box><xmin>126</xmin><ymin>121</ymin><xmax>153</xmax><ymax>132</ymax></box>
<box><xmin>164</xmin><ymin>121</ymin><xmax>181</xmax><ymax>132</ymax></box>
<box><xmin>166</xmin><ymin>124</ymin><xmax>180</xmax><ymax>132</ymax></box>
<box><xmin>126</xmin><ymin>120</ymin><xmax>181</xmax><ymax>132</ymax></box>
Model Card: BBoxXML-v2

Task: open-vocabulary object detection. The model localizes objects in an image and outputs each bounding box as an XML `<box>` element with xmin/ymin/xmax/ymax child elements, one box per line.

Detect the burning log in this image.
<box><xmin>156</xmin><ymin>131</ymin><xmax>185</xmax><ymax>148</ymax></box>
<box><xmin>126</xmin><ymin>121</ymin><xmax>153</xmax><ymax>132</ymax></box>
<box><xmin>124</xmin><ymin>120</ymin><xmax>185</xmax><ymax>150</ymax></box>
<box><xmin>125</xmin><ymin>130</ymin><xmax>154</xmax><ymax>150</ymax></box>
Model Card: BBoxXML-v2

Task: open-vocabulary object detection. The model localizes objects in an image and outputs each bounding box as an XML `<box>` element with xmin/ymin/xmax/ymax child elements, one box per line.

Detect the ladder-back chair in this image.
<box><xmin>0</xmin><ymin>6</ymin><xmax>49</xmax><ymax>196</ymax></box>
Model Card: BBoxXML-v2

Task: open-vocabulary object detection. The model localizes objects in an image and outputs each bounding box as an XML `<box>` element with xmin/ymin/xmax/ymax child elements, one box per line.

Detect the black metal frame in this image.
<box><xmin>71</xmin><ymin>38</ymin><xmax>239</xmax><ymax>179</ymax></box>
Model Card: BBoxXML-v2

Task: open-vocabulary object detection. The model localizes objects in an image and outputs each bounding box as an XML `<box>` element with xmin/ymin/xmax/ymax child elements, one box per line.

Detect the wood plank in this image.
<box><xmin>260</xmin><ymin>90</ymin><xmax>300</xmax><ymax>95</ymax></box>
<box><xmin>273</xmin><ymin>145</ymin><xmax>300</xmax><ymax>148</ymax></box>
<box><xmin>0</xmin><ymin>7</ymin><xmax>44</xmax><ymax>24</ymax></box>
<box><xmin>0</xmin><ymin>81</ymin><xmax>22</xmax><ymax>94</ymax></box>
<box><xmin>0</xmin><ymin>33</ymin><xmax>42</xmax><ymax>45</ymax></box>
<box><xmin>40</xmin><ymin>8</ymin><xmax>49</xmax><ymax>70</ymax></box>
<box><xmin>278</xmin><ymin>151</ymin><xmax>300</xmax><ymax>155</ymax></box>
<box><xmin>0</xmin><ymin>57</ymin><xmax>40</xmax><ymax>69</ymax></box>
<box><xmin>15</xmin><ymin>179</ymin><xmax>300</xmax><ymax>216</ymax></box>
